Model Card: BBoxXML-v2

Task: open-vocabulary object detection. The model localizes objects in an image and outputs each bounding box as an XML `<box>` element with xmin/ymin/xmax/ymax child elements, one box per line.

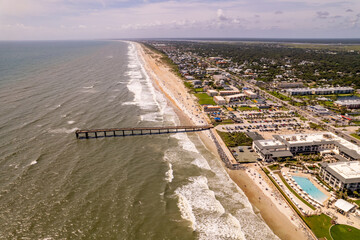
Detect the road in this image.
<box><xmin>240</xmin><ymin>79</ymin><xmax>360</xmax><ymax>145</ymax></box>
<box><xmin>194</xmin><ymin>55</ymin><xmax>360</xmax><ymax>145</ymax></box>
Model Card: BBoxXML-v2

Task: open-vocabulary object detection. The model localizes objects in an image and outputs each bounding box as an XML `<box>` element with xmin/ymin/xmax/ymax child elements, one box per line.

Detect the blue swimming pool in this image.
<box><xmin>292</xmin><ymin>176</ymin><xmax>327</xmax><ymax>202</ymax></box>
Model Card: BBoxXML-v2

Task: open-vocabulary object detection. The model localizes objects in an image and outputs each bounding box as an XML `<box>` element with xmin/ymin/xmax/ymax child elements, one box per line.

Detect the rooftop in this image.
<box><xmin>328</xmin><ymin>161</ymin><xmax>360</xmax><ymax>180</ymax></box>
<box><xmin>334</xmin><ymin>199</ymin><xmax>356</xmax><ymax>213</ymax></box>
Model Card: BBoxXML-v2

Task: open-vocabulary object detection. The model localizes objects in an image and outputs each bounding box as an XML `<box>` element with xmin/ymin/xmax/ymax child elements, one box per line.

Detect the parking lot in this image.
<box><xmin>218</xmin><ymin>118</ymin><xmax>304</xmax><ymax>132</ymax></box>
<box><xmin>230</xmin><ymin>146</ymin><xmax>259</xmax><ymax>163</ymax></box>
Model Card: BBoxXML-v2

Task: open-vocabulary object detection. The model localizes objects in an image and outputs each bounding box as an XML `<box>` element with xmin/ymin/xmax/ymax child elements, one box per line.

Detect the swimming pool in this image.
<box><xmin>292</xmin><ymin>176</ymin><xmax>328</xmax><ymax>202</ymax></box>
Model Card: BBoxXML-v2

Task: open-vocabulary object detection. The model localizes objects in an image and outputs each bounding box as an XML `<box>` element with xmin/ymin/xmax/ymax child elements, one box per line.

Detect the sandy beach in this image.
<box><xmin>136</xmin><ymin>42</ymin><xmax>313</xmax><ymax>240</ymax></box>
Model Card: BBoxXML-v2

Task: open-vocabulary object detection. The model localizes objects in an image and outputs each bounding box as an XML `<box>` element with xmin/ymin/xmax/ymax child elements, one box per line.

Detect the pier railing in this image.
<box><xmin>75</xmin><ymin>125</ymin><xmax>214</xmax><ymax>139</ymax></box>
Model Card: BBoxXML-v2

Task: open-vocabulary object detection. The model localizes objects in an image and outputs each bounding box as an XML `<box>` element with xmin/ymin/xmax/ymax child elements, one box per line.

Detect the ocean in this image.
<box><xmin>0</xmin><ymin>40</ymin><xmax>278</xmax><ymax>239</ymax></box>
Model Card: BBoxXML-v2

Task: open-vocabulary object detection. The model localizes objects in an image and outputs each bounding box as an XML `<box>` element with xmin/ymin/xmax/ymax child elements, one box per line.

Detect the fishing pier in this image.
<box><xmin>75</xmin><ymin>125</ymin><xmax>214</xmax><ymax>139</ymax></box>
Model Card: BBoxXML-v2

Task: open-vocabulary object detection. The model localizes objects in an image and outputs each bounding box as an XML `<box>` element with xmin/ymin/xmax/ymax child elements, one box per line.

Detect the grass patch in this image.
<box><xmin>351</xmin><ymin>120</ymin><xmax>360</xmax><ymax>125</ymax></box>
<box><xmin>300</xmin><ymin>116</ymin><xmax>308</xmax><ymax>121</ymax></box>
<box><xmin>195</xmin><ymin>93</ymin><xmax>216</xmax><ymax>105</ymax></box>
<box><xmin>216</xmin><ymin>130</ymin><xmax>253</xmax><ymax>147</ymax></box>
<box><xmin>194</xmin><ymin>88</ymin><xmax>204</xmax><ymax>92</ymax></box>
<box><xmin>294</xmin><ymin>112</ymin><xmax>308</xmax><ymax>121</ymax></box>
<box><xmin>278</xmin><ymin>174</ymin><xmax>316</xmax><ymax>210</ymax></box>
<box><xmin>305</xmin><ymin>214</ymin><xmax>332</xmax><ymax>240</ymax></box>
<box><xmin>268</xmin><ymin>164</ymin><xmax>280</xmax><ymax>171</ymax></box>
<box><xmin>354</xmin><ymin>200</ymin><xmax>360</xmax><ymax>207</ymax></box>
<box><xmin>237</xmin><ymin>106</ymin><xmax>259</xmax><ymax>111</ymax></box>
<box><xmin>212</xmin><ymin>119</ymin><xmax>234</xmax><ymax>126</ymax></box>
<box><xmin>184</xmin><ymin>81</ymin><xmax>193</xmax><ymax>89</ymax></box>
<box><xmin>330</xmin><ymin>224</ymin><xmax>360</xmax><ymax>240</ymax></box>
<box><xmin>268</xmin><ymin>91</ymin><xmax>292</xmax><ymax>101</ymax></box>
<box><xmin>309</xmin><ymin>122</ymin><xmax>325</xmax><ymax>130</ymax></box>
<box><xmin>350</xmin><ymin>133</ymin><xmax>360</xmax><ymax>140</ymax></box>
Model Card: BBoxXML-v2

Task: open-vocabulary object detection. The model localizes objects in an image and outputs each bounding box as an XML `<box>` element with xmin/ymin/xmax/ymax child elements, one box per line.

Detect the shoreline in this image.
<box><xmin>135</xmin><ymin>42</ymin><xmax>313</xmax><ymax>240</ymax></box>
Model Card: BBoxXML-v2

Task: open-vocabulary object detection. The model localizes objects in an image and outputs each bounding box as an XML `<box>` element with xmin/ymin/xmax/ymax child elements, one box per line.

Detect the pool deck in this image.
<box><xmin>280</xmin><ymin>168</ymin><xmax>360</xmax><ymax>230</ymax></box>
<box><xmin>287</xmin><ymin>170</ymin><xmax>331</xmax><ymax>203</ymax></box>
<box><xmin>273</xmin><ymin>173</ymin><xmax>315</xmax><ymax>214</ymax></box>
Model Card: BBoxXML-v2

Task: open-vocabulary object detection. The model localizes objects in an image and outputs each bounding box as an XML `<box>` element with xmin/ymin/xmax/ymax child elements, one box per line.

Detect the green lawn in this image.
<box><xmin>195</xmin><ymin>93</ymin><xmax>216</xmax><ymax>105</ymax></box>
<box><xmin>237</xmin><ymin>106</ymin><xmax>259</xmax><ymax>111</ymax></box>
<box><xmin>330</xmin><ymin>224</ymin><xmax>360</xmax><ymax>240</ymax></box>
<box><xmin>304</xmin><ymin>214</ymin><xmax>332</xmax><ymax>240</ymax></box>
<box><xmin>216</xmin><ymin>130</ymin><xmax>253</xmax><ymax>147</ymax></box>
<box><xmin>354</xmin><ymin>200</ymin><xmax>360</xmax><ymax>207</ymax></box>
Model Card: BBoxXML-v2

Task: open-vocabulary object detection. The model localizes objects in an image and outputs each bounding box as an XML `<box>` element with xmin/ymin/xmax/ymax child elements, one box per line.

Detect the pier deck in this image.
<box><xmin>75</xmin><ymin>125</ymin><xmax>213</xmax><ymax>139</ymax></box>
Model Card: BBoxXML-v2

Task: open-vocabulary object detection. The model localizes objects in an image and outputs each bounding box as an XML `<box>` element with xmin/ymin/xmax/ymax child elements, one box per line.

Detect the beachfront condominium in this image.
<box><xmin>285</xmin><ymin>87</ymin><xmax>354</xmax><ymax>96</ymax></box>
<box><xmin>319</xmin><ymin>161</ymin><xmax>360</xmax><ymax>192</ymax></box>
<box><xmin>253</xmin><ymin>132</ymin><xmax>360</xmax><ymax>162</ymax></box>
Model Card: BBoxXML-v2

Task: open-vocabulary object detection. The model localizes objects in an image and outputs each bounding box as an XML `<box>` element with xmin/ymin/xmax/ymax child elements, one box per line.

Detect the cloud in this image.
<box><xmin>1</xmin><ymin>0</ymin><xmax>360</xmax><ymax>40</ymax></box>
<box><xmin>316</xmin><ymin>11</ymin><xmax>330</xmax><ymax>19</ymax></box>
<box><xmin>217</xmin><ymin>9</ymin><xmax>228</xmax><ymax>21</ymax></box>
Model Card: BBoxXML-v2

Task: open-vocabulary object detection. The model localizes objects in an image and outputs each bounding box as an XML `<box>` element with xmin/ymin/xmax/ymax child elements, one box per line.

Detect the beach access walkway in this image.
<box><xmin>75</xmin><ymin>125</ymin><xmax>213</xmax><ymax>139</ymax></box>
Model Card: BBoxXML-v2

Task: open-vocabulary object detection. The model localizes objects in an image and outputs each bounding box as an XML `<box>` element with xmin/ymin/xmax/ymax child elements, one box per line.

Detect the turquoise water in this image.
<box><xmin>292</xmin><ymin>176</ymin><xmax>327</xmax><ymax>202</ymax></box>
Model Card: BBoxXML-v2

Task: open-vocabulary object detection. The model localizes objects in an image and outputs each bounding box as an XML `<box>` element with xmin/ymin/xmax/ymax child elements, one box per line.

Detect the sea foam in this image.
<box><xmin>175</xmin><ymin>176</ymin><xmax>246</xmax><ymax>240</ymax></box>
<box><xmin>165</xmin><ymin>162</ymin><xmax>174</xmax><ymax>183</ymax></box>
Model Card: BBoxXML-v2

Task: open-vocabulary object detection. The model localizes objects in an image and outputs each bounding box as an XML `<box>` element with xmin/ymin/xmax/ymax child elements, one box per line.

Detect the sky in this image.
<box><xmin>1</xmin><ymin>0</ymin><xmax>360</xmax><ymax>40</ymax></box>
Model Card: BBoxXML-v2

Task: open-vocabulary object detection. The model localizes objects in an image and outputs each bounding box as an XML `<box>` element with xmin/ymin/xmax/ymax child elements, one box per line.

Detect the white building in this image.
<box><xmin>203</xmin><ymin>105</ymin><xmax>221</xmax><ymax>112</ymax></box>
<box><xmin>320</xmin><ymin>161</ymin><xmax>360</xmax><ymax>191</ymax></box>
<box><xmin>207</xmin><ymin>89</ymin><xmax>218</xmax><ymax>96</ymax></box>
<box><xmin>275</xmin><ymin>82</ymin><xmax>304</xmax><ymax>89</ymax></box>
<box><xmin>334</xmin><ymin>199</ymin><xmax>357</xmax><ymax>215</ymax></box>
<box><xmin>219</xmin><ymin>90</ymin><xmax>241</xmax><ymax>96</ymax></box>
<box><xmin>253</xmin><ymin>132</ymin><xmax>360</xmax><ymax>162</ymax></box>
<box><xmin>206</xmin><ymin>68</ymin><xmax>218</xmax><ymax>74</ymax></box>
<box><xmin>244</xmin><ymin>90</ymin><xmax>258</xmax><ymax>99</ymax></box>
<box><xmin>224</xmin><ymin>94</ymin><xmax>247</xmax><ymax>103</ymax></box>
<box><xmin>308</xmin><ymin>105</ymin><xmax>330</xmax><ymax>115</ymax></box>
<box><xmin>334</xmin><ymin>99</ymin><xmax>360</xmax><ymax>109</ymax></box>
<box><xmin>213</xmin><ymin>96</ymin><xmax>226</xmax><ymax>105</ymax></box>
<box><xmin>286</xmin><ymin>87</ymin><xmax>354</xmax><ymax>96</ymax></box>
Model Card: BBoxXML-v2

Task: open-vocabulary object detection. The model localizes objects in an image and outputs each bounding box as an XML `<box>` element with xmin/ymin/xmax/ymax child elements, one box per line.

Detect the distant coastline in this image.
<box><xmin>118</xmin><ymin>38</ymin><xmax>360</xmax><ymax>45</ymax></box>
